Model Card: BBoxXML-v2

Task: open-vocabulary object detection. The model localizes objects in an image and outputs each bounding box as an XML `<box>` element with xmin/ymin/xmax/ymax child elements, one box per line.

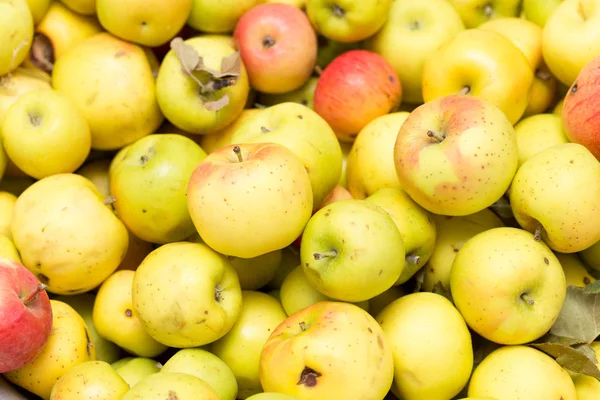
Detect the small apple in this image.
<box><xmin>49</xmin><ymin>360</ymin><xmax>130</xmax><ymax>400</ymax></box>
<box><xmin>111</xmin><ymin>357</ymin><xmax>162</xmax><ymax>388</ymax></box>
<box><xmin>197</xmin><ymin>108</ymin><xmax>262</xmax><ymax>154</ymax></box>
<box><xmin>523</xmin><ymin>62</ymin><xmax>558</xmax><ymax>118</ymax></box>
<box><xmin>187</xmin><ymin>0</ymin><xmax>260</xmax><ymax>33</ymax></box>
<box><xmin>580</xmin><ymin>241</ymin><xmax>600</xmax><ymax>272</ymax></box>
<box><xmin>75</xmin><ymin>159</ymin><xmax>111</xmax><ymax>199</ymax></box>
<box><xmin>122</xmin><ymin>372</ymin><xmax>220</xmax><ymax>400</ymax></box>
<box><xmin>554</xmin><ymin>252</ymin><xmax>596</xmax><ymax>287</ymax></box>
<box><xmin>447</xmin><ymin>0</ymin><xmax>522</xmax><ymax>28</ymax></box>
<box><xmin>523</xmin><ymin>0</ymin><xmax>563</xmax><ymax>27</ymax></box>
<box><xmin>0</xmin><ymin>0</ymin><xmax>33</xmax><ymax>77</ymax></box>
<box><xmin>256</xmin><ymin>77</ymin><xmax>319</xmax><ymax>109</ymax></box>
<box><xmin>315</xmin><ymin>35</ymin><xmax>361</xmax><ymax>71</ymax></box>
<box><xmin>514</xmin><ymin>113</ymin><xmax>569</xmax><ymax>167</ymax></box>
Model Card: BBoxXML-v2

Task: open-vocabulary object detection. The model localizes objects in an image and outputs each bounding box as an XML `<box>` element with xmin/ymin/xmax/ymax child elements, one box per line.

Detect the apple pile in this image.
<box><xmin>3</xmin><ymin>0</ymin><xmax>600</xmax><ymax>400</ymax></box>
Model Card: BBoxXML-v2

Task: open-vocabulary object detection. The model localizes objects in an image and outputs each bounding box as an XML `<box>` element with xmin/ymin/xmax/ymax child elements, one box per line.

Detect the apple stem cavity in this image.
<box><xmin>313</xmin><ymin>249</ymin><xmax>338</xmax><ymax>260</ymax></box>
<box><xmin>297</xmin><ymin>366</ymin><xmax>322</xmax><ymax>387</ymax></box>
<box><xmin>262</xmin><ymin>35</ymin><xmax>276</xmax><ymax>49</ymax></box>
<box><xmin>232</xmin><ymin>145</ymin><xmax>244</xmax><ymax>162</ymax></box>
<box><xmin>28</xmin><ymin>112</ymin><xmax>42</xmax><ymax>127</ymax></box>
<box><xmin>520</xmin><ymin>292</ymin><xmax>535</xmax><ymax>306</ymax></box>
<box><xmin>29</xmin><ymin>33</ymin><xmax>55</xmax><ymax>74</ymax></box>
<box><xmin>427</xmin><ymin>130</ymin><xmax>446</xmax><ymax>142</ymax></box>
<box><xmin>22</xmin><ymin>283</ymin><xmax>47</xmax><ymax>306</ymax></box>
<box><xmin>332</xmin><ymin>4</ymin><xmax>345</xmax><ymax>18</ymax></box>
<box><xmin>483</xmin><ymin>3</ymin><xmax>494</xmax><ymax>19</ymax></box>
<box><xmin>406</xmin><ymin>254</ymin><xmax>421</xmax><ymax>266</ymax></box>
<box><xmin>459</xmin><ymin>85</ymin><xmax>471</xmax><ymax>95</ymax></box>
<box><xmin>214</xmin><ymin>285</ymin><xmax>224</xmax><ymax>302</ymax></box>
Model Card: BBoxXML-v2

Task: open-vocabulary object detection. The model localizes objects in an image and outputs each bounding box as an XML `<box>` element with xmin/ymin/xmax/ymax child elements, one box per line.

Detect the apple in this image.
<box><xmin>376</xmin><ymin>292</ymin><xmax>473</xmax><ymax>400</ymax></box>
<box><xmin>450</xmin><ymin>227</ymin><xmax>567</xmax><ymax>345</ymax></box>
<box><xmin>122</xmin><ymin>372</ymin><xmax>220</xmax><ymax>400</ymax></box>
<box><xmin>26</xmin><ymin>0</ymin><xmax>51</xmax><ymax>24</ymax></box>
<box><xmin>315</xmin><ymin>35</ymin><xmax>361</xmax><ymax>71</ymax></box>
<box><xmin>1</xmin><ymin>89</ymin><xmax>91</xmax><ymax>179</ymax></box>
<box><xmin>514</xmin><ymin>113</ymin><xmax>569</xmax><ymax>167</ymax></box>
<box><xmin>0</xmin><ymin>0</ymin><xmax>33</xmax><ymax>77</ymax></box>
<box><xmin>422</xmin><ymin>29</ymin><xmax>534</xmax><ymax>125</ymax></box>
<box><xmin>0</xmin><ymin>235</ymin><xmax>23</xmax><ymax>264</ymax></box>
<box><xmin>580</xmin><ymin>241</ymin><xmax>600</xmax><ymax>272</ymax></box>
<box><xmin>229</xmin><ymin>102</ymin><xmax>342</xmax><ymax>211</ymax></box>
<box><xmin>365</xmin><ymin>0</ymin><xmax>465</xmax><ymax>104</ymax></box>
<box><xmin>338</xmin><ymin>140</ymin><xmax>351</xmax><ymax>188</ymax></box>
<box><xmin>510</xmin><ymin>143</ymin><xmax>600</xmax><ymax>253</ymax></box>
<box><xmin>52</xmin><ymin>33</ymin><xmax>164</xmax><ymax>151</ymax></box>
<box><xmin>155</xmin><ymin>36</ymin><xmax>250</xmax><ymax>135</ymax></box>
<box><xmin>256</xmin><ymin>77</ymin><xmax>319</xmax><ymax>109</ymax></box>
<box><xmin>394</xmin><ymin>94</ymin><xmax>519</xmax><ymax>216</ymax></box>
<box><xmin>97</xmin><ymin>0</ymin><xmax>192</xmax><ymax>47</ymax></box>
<box><xmin>467</xmin><ymin>346</ymin><xmax>577</xmax><ymax>399</ymax></box>
<box><xmin>300</xmin><ymin>199</ymin><xmax>405</xmax><ymax>302</ymax></box>
<box><xmin>306</xmin><ymin>0</ymin><xmax>392</xmax><ymax>43</ymax></box>
<box><xmin>554</xmin><ymin>252</ymin><xmax>596</xmax><ymax>287</ymax></box>
<box><xmin>0</xmin><ymin>191</ymin><xmax>17</xmax><ymax>239</ymax></box>
<box><xmin>447</xmin><ymin>0</ymin><xmax>522</xmax><ymax>28</ymax></box>
<box><xmin>111</xmin><ymin>357</ymin><xmax>162</xmax><ymax>388</ymax></box>
<box><xmin>76</xmin><ymin>159</ymin><xmax>111</xmax><ymax>199</ymax></box>
<box><xmin>367</xmin><ymin>286</ymin><xmax>404</xmax><ymax>318</ymax></box>
<box><xmin>187</xmin><ymin>0</ymin><xmax>260</xmax><ymax>33</ymax></box>
<box><xmin>572</xmin><ymin>342</ymin><xmax>600</xmax><ymax>399</ymax></box>
<box><xmin>0</xmin><ymin>67</ymin><xmax>52</xmax><ymax>123</ymax></box>
<box><xmin>523</xmin><ymin>0</ymin><xmax>563</xmax><ymax>27</ymax></box>
<box><xmin>259</xmin><ymin>301</ymin><xmax>394</xmax><ymax>400</ymax></box>
<box><xmin>246</xmin><ymin>394</ymin><xmax>300</xmax><ymax>400</ymax></box>
<box><xmin>59</xmin><ymin>0</ymin><xmax>96</xmax><ymax>15</ymax></box>
<box><xmin>0</xmin><ymin>259</ymin><xmax>52</xmax><ymax>373</ymax></box>
<box><xmin>313</xmin><ymin>49</ymin><xmax>402</xmax><ymax>142</ymax></box>
<box><xmin>49</xmin><ymin>360</ymin><xmax>130</xmax><ymax>400</ymax></box>
<box><xmin>211</xmin><ymin>291</ymin><xmax>288</xmax><ymax>399</ymax></box>
<box><xmin>197</xmin><ymin>108</ymin><xmax>262</xmax><ymax>154</ymax></box>
<box><xmin>266</xmin><ymin>245</ymin><xmax>300</xmax><ymax>290</ymax></box>
<box><xmin>523</xmin><ymin>62</ymin><xmax>559</xmax><ymax>117</ymax></box>
<box><xmin>234</xmin><ymin>3</ymin><xmax>318</xmax><ymax>94</ymax></box>
<box><xmin>132</xmin><ymin>242</ymin><xmax>243</xmax><ymax>348</ymax></box>
<box><xmin>187</xmin><ymin>143</ymin><xmax>313</xmax><ymax>259</ymax></box>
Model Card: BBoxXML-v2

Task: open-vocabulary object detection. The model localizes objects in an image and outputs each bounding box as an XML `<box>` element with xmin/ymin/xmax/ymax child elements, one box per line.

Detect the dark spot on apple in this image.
<box><xmin>377</xmin><ymin>335</ymin><xmax>384</xmax><ymax>349</ymax></box>
<box><xmin>301</xmin><ymin>99</ymin><xmax>308</xmax><ymax>106</ymax></box>
<box><xmin>196</xmin><ymin>319</ymin><xmax>206</xmax><ymax>325</ymax></box>
<box><xmin>297</xmin><ymin>366</ymin><xmax>322</xmax><ymax>387</ymax></box>
<box><xmin>214</xmin><ymin>285</ymin><xmax>224</xmax><ymax>302</ymax></box>
<box><xmin>544</xmin><ymin>257</ymin><xmax>549</xmax><ymax>265</ymax></box>
<box><xmin>388</xmin><ymin>75</ymin><xmax>395</xmax><ymax>83</ymax></box>
<box><xmin>28</xmin><ymin>112</ymin><xmax>42</xmax><ymax>127</ymax></box>
<box><xmin>125</xmin><ymin>309</ymin><xmax>133</xmax><ymax>317</ymax></box>
<box><xmin>368</xmin><ymin>327</ymin><xmax>373</xmax><ymax>333</ymax></box>
<box><xmin>297</xmin><ymin>114</ymin><xmax>303</xmax><ymax>119</ymax></box>
<box><xmin>584</xmin><ymin>277</ymin><xmax>591</xmax><ymax>285</ymax></box>
<box><xmin>570</xmin><ymin>159</ymin><xmax>574</xmax><ymax>164</ymax></box>
<box><xmin>379</xmin><ymin>270</ymin><xmax>383</xmax><ymax>276</ymax></box>
<box><xmin>571</xmin><ymin>83</ymin><xmax>578</xmax><ymax>94</ymax></box>
<box><xmin>332</xmin><ymin>4</ymin><xmax>345</xmax><ymax>17</ymax></box>
<box><xmin>167</xmin><ymin>390</ymin><xmax>179</xmax><ymax>400</ymax></box>
<box><xmin>299</xmin><ymin>321</ymin><xmax>309</xmax><ymax>331</ymax></box>
<box><xmin>37</xmin><ymin>274</ymin><xmax>49</xmax><ymax>285</ymax></box>
<box><xmin>85</xmin><ymin>328</ymin><xmax>93</xmax><ymax>356</ymax></box>
<box><xmin>35</xmin><ymin>262</ymin><xmax>41</xmax><ymax>268</ymax></box>
<box><xmin>141</xmin><ymin>21</ymin><xmax>147</xmax><ymax>27</ymax></box>
<box><xmin>408</xmin><ymin>20</ymin><xmax>421</xmax><ymax>30</ymax></box>
<box><xmin>262</xmin><ymin>35</ymin><xmax>276</xmax><ymax>49</ymax></box>
<box><xmin>115</xmin><ymin>50</ymin><xmax>126</xmax><ymax>58</ymax></box>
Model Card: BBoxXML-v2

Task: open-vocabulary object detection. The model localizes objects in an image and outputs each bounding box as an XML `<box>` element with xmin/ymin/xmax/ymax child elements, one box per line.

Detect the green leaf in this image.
<box><xmin>549</xmin><ymin>285</ymin><xmax>600</xmax><ymax>343</ymax></box>
<box><xmin>432</xmin><ymin>281</ymin><xmax>453</xmax><ymax>304</ymax></box>
<box><xmin>530</xmin><ymin>342</ymin><xmax>600</xmax><ymax>382</ymax></box>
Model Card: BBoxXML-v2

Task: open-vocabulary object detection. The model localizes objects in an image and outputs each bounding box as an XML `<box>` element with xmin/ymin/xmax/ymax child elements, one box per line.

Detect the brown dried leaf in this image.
<box><xmin>204</xmin><ymin>95</ymin><xmax>230</xmax><ymax>111</ymax></box>
<box><xmin>170</xmin><ymin>37</ymin><xmax>205</xmax><ymax>89</ymax></box>
<box><xmin>530</xmin><ymin>342</ymin><xmax>600</xmax><ymax>381</ymax></box>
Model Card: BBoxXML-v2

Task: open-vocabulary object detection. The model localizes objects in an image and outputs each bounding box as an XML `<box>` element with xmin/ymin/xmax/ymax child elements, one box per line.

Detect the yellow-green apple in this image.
<box><xmin>52</xmin><ymin>33</ymin><xmax>164</xmax><ymax>151</ymax></box>
<box><xmin>11</xmin><ymin>174</ymin><xmax>129</xmax><ymax>295</ymax></box>
<box><xmin>49</xmin><ymin>360</ymin><xmax>130</xmax><ymax>400</ymax></box>
<box><xmin>523</xmin><ymin>0</ymin><xmax>563</xmax><ymax>27</ymax></box>
<box><xmin>132</xmin><ymin>242</ymin><xmax>242</xmax><ymax>348</ymax></box>
<box><xmin>365</xmin><ymin>187</ymin><xmax>436</xmax><ymax>285</ymax></box>
<box><xmin>1</xmin><ymin>89</ymin><xmax>91</xmax><ymax>179</ymax></box>
<box><xmin>256</xmin><ymin>77</ymin><xmax>319</xmax><ymax>109</ymax></box>
<box><xmin>313</xmin><ymin>50</ymin><xmax>402</xmax><ymax>142</ymax></box>
<box><xmin>338</xmin><ymin>140</ymin><xmax>351</xmax><ymax>188</ymax></box>
<box><xmin>122</xmin><ymin>372</ymin><xmax>220</xmax><ymax>400</ymax></box>
<box><xmin>266</xmin><ymin>245</ymin><xmax>300</xmax><ymax>290</ymax></box>
<box><xmin>187</xmin><ymin>143</ymin><xmax>313</xmax><ymax>258</ymax></box>
<box><xmin>234</xmin><ymin>3</ymin><xmax>317</xmax><ymax>94</ymax></box>
<box><xmin>155</xmin><ymin>36</ymin><xmax>250</xmax><ymax>135</ymax></box>
<box><xmin>523</xmin><ymin>62</ymin><xmax>558</xmax><ymax>117</ymax></box>
<box><xmin>0</xmin><ymin>0</ymin><xmax>33</xmax><ymax>77</ymax></box>
<box><xmin>422</xmin><ymin>209</ymin><xmax>504</xmax><ymax>292</ymax></box>
<box><xmin>229</xmin><ymin>102</ymin><xmax>342</xmax><ymax>210</ymax></box>
<box><xmin>3</xmin><ymin>300</ymin><xmax>95</xmax><ymax>399</ymax></box>
<box><xmin>76</xmin><ymin>159</ymin><xmax>111</xmax><ymax>199</ymax></box>
<box><xmin>0</xmin><ymin>191</ymin><xmax>15</xmax><ymax>238</ymax></box>
<box><xmin>187</xmin><ymin>0</ymin><xmax>260</xmax><ymax>33</ymax></box>
<box><xmin>0</xmin><ymin>67</ymin><xmax>51</xmax><ymax>123</ymax></box>
<box><xmin>450</xmin><ymin>227</ymin><xmax>567</xmax><ymax>344</ymax></box>
<box><xmin>422</xmin><ymin>29</ymin><xmax>534</xmax><ymax>125</ymax></box>
<box><xmin>580</xmin><ymin>241</ymin><xmax>600</xmax><ymax>272</ymax></box>
<box><xmin>259</xmin><ymin>301</ymin><xmax>394</xmax><ymax>400</ymax></box>
<box><xmin>59</xmin><ymin>0</ymin><xmax>96</xmax><ymax>15</ymax></box>
<box><xmin>211</xmin><ymin>290</ymin><xmax>287</xmax><ymax>399</ymax></box>
<box><xmin>27</xmin><ymin>0</ymin><xmax>51</xmax><ymax>25</ymax></box>
<box><xmin>246</xmin><ymin>394</ymin><xmax>300</xmax><ymax>400</ymax></box>
<box><xmin>514</xmin><ymin>113</ymin><xmax>569</xmax><ymax>167</ymax></box>
<box><xmin>377</xmin><ymin>292</ymin><xmax>473</xmax><ymax>400</ymax></box>
<box><xmin>96</xmin><ymin>0</ymin><xmax>192</xmax><ymax>47</ymax></box>
<box><xmin>543</xmin><ymin>0</ymin><xmax>600</xmax><ymax>87</ymax></box>
<box><xmin>394</xmin><ymin>94</ymin><xmax>519</xmax><ymax>216</ymax></box>
<box><xmin>0</xmin><ymin>235</ymin><xmax>21</xmax><ymax>264</ymax></box>
<box><xmin>554</xmin><ymin>252</ymin><xmax>596</xmax><ymax>287</ymax></box>
<box><xmin>367</xmin><ymin>286</ymin><xmax>405</xmax><ymax>318</ymax></box>
<box><xmin>109</xmin><ymin>134</ymin><xmax>207</xmax><ymax>244</ymax></box>
<box><xmin>111</xmin><ymin>357</ymin><xmax>162</xmax><ymax>388</ymax></box>
<box><xmin>94</xmin><ymin>270</ymin><xmax>169</xmax><ymax>358</ymax></box>
<box><xmin>510</xmin><ymin>143</ymin><xmax>600</xmax><ymax>253</ymax></box>
<box><xmin>300</xmin><ymin>199</ymin><xmax>405</xmax><ymax>302</ymax></box>
<box><xmin>447</xmin><ymin>0</ymin><xmax>522</xmax><ymax>28</ymax></box>
<box><xmin>346</xmin><ymin>112</ymin><xmax>409</xmax><ymax>199</ymax></box>
<box><xmin>0</xmin><ymin>259</ymin><xmax>52</xmax><ymax>373</ymax></box>
<box><xmin>571</xmin><ymin>341</ymin><xmax>600</xmax><ymax>399</ymax></box>
<box><xmin>315</xmin><ymin>35</ymin><xmax>361</xmax><ymax>71</ymax></box>
<box><xmin>562</xmin><ymin>54</ymin><xmax>600</xmax><ymax>160</ymax></box>
<box><xmin>467</xmin><ymin>346</ymin><xmax>577</xmax><ymax>399</ymax></box>
<box><xmin>197</xmin><ymin>108</ymin><xmax>262</xmax><ymax>154</ymax></box>
<box><xmin>306</xmin><ymin>0</ymin><xmax>392</xmax><ymax>43</ymax></box>
<box><xmin>161</xmin><ymin>348</ymin><xmax>238</xmax><ymax>400</ymax></box>
<box><xmin>365</xmin><ymin>0</ymin><xmax>465</xmax><ymax>104</ymax></box>
<box><xmin>554</xmin><ymin>97</ymin><xmax>565</xmax><ymax>115</ymax></box>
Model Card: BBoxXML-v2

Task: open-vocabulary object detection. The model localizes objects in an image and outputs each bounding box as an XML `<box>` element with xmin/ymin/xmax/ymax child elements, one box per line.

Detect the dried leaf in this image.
<box><xmin>432</xmin><ymin>281</ymin><xmax>453</xmax><ymax>304</ymax></box>
<box><xmin>170</xmin><ymin>37</ymin><xmax>205</xmax><ymax>89</ymax></box>
<box><xmin>549</xmin><ymin>285</ymin><xmax>600</xmax><ymax>343</ymax></box>
<box><xmin>530</xmin><ymin>342</ymin><xmax>600</xmax><ymax>381</ymax></box>
<box><xmin>204</xmin><ymin>95</ymin><xmax>230</xmax><ymax>111</ymax></box>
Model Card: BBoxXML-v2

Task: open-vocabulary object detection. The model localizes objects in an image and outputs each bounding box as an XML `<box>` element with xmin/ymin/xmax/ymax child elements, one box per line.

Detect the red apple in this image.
<box><xmin>313</xmin><ymin>49</ymin><xmax>402</xmax><ymax>142</ymax></box>
<box><xmin>234</xmin><ymin>3</ymin><xmax>318</xmax><ymax>94</ymax></box>
<box><xmin>563</xmin><ymin>54</ymin><xmax>600</xmax><ymax>160</ymax></box>
<box><xmin>0</xmin><ymin>258</ymin><xmax>53</xmax><ymax>373</ymax></box>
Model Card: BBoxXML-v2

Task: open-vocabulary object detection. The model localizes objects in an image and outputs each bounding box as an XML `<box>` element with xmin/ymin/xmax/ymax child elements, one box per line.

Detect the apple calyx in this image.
<box><xmin>214</xmin><ymin>285</ymin><xmax>224</xmax><ymax>302</ymax></box>
<box><xmin>262</xmin><ymin>35</ymin><xmax>276</xmax><ymax>49</ymax></box>
<box><xmin>232</xmin><ymin>145</ymin><xmax>244</xmax><ymax>162</ymax></box>
<box><xmin>299</xmin><ymin>321</ymin><xmax>309</xmax><ymax>332</ymax></box>
<box><xmin>427</xmin><ymin>130</ymin><xmax>446</xmax><ymax>143</ymax></box>
<box><xmin>520</xmin><ymin>292</ymin><xmax>535</xmax><ymax>306</ymax></box>
<box><xmin>332</xmin><ymin>4</ymin><xmax>345</xmax><ymax>18</ymax></box>
<box><xmin>28</xmin><ymin>112</ymin><xmax>42</xmax><ymax>127</ymax></box>
<box><xmin>21</xmin><ymin>282</ymin><xmax>47</xmax><ymax>306</ymax></box>
<box><xmin>29</xmin><ymin>33</ymin><xmax>54</xmax><ymax>74</ymax></box>
<box><xmin>313</xmin><ymin>249</ymin><xmax>338</xmax><ymax>260</ymax></box>
<box><xmin>408</xmin><ymin>20</ymin><xmax>421</xmax><ymax>31</ymax></box>
<box><xmin>297</xmin><ymin>366</ymin><xmax>322</xmax><ymax>387</ymax></box>
<box><xmin>125</xmin><ymin>308</ymin><xmax>133</xmax><ymax>317</ymax></box>
<box><xmin>406</xmin><ymin>254</ymin><xmax>421</xmax><ymax>266</ymax></box>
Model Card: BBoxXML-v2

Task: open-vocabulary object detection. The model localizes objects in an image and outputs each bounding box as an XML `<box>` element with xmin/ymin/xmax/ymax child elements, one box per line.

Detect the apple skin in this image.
<box><xmin>562</xmin><ymin>54</ymin><xmax>600</xmax><ymax>160</ymax></box>
<box><xmin>523</xmin><ymin>0</ymin><xmax>563</xmax><ymax>27</ymax></box>
<box><xmin>572</xmin><ymin>341</ymin><xmax>600</xmax><ymax>399</ymax></box>
<box><xmin>450</xmin><ymin>227</ymin><xmax>567</xmax><ymax>345</ymax></box>
<box><xmin>111</xmin><ymin>357</ymin><xmax>162</xmax><ymax>388</ymax></box>
<box><xmin>580</xmin><ymin>241</ymin><xmax>600</xmax><ymax>272</ymax></box>
<box><xmin>197</xmin><ymin>108</ymin><xmax>263</xmax><ymax>155</ymax></box>
<box><xmin>187</xmin><ymin>142</ymin><xmax>313</xmax><ymax>259</ymax></box>
<box><xmin>0</xmin><ymin>259</ymin><xmax>52</xmax><ymax>373</ymax></box>
<box><xmin>313</xmin><ymin>49</ymin><xmax>402</xmax><ymax>142</ymax></box>
<box><xmin>122</xmin><ymin>372</ymin><xmax>220</xmax><ymax>400</ymax></box>
<box><xmin>256</xmin><ymin>77</ymin><xmax>319</xmax><ymax>109</ymax></box>
<box><xmin>447</xmin><ymin>0</ymin><xmax>522</xmax><ymax>28</ymax></box>
<box><xmin>394</xmin><ymin>94</ymin><xmax>519</xmax><ymax>217</ymax></box>
<box><xmin>234</xmin><ymin>3</ymin><xmax>317</xmax><ymax>94</ymax></box>
<box><xmin>555</xmin><ymin>252</ymin><xmax>596</xmax><ymax>287</ymax></box>
<box><xmin>259</xmin><ymin>301</ymin><xmax>394</xmax><ymax>400</ymax></box>
<box><xmin>514</xmin><ymin>113</ymin><xmax>569</xmax><ymax>167</ymax></box>
<box><xmin>0</xmin><ymin>67</ymin><xmax>52</xmax><ymax>123</ymax></box>
<box><xmin>49</xmin><ymin>360</ymin><xmax>130</xmax><ymax>400</ymax></box>
<box><xmin>0</xmin><ymin>0</ymin><xmax>33</xmax><ymax>77</ymax></box>
<box><xmin>187</xmin><ymin>0</ymin><xmax>260</xmax><ymax>33</ymax></box>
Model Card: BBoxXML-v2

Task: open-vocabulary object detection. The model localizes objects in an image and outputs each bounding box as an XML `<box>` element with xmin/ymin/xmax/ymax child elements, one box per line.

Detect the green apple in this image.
<box><xmin>211</xmin><ymin>290</ymin><xmax>287</xmax><ymax>399</ymax></box>
<box><xmin>306</xmin><ymin>0</ymin><xmax>392</xmax><ymax>43</ymax></box>
<box><xmin>161</xmin><ymin>348</ymin><xmax>238</xmax><ymax>400</ymax></box>
<box><xmin>109</xmin><ymin>133</ymin><xmax>207</xmax><ymax>244</ymax></box>
<box><xmin>132</xmin><ymin>242</ymin><xmax>243</xmax><ymax>348</ymax></box>
<box><xmin>523</xmin><ymin>0</ymin><xmax>563</xmax><ymax>27</ymax></box>
<box><xmin>97</xmin><ymin>0</ymin><xmax>193</xmax><ymax>47</ymax></box>
<box><xmin>187</xmin><ymin>0</ymin><xmax>260</xmax><ymax>33</ymax></box>
<box><xmin>376</xmin><ymin>292</ymin><xmax>473</xmax><ymax>400</ymax></box>
<box><xmin>572</xmin><ymin>342</ymin><xmax>600</xmax><ymax>399</ymax></box>
<box><xmin>394</xmin><ymin>94</ymin><xmax>519</xmax><ymax>216</ymax></box>
<box><xmin>346</xmin><ymin>112</ymin><xmax>409</xmax><ymax>199</ymax></box>
<box><xmin>510</xmin><ymin>143</ymin><xmax>600</xmax><ymax>253</ymax></box>
<box><xmin>365</xmin><ymin>0</ymin><xmax>465</xmax><ymax>104</ymax></box>
<box><xmin>122</xmin><ymin>372</ymin><xmax>220</xmax><ymax>400</ymax></box>
<box><xmin>155</xmin><ymin>36</ymin><xmax>250</xmax><ymax>135</ymax></box>
<box><xmin>580</xmin><ymin>240</ymin><xmax>600</xmax><ymax>272</ymax></box>
<box><xmin>94</xmin><ymin>270</ymin><xmax>168</xmax><ymax>358</ymax></box>
<box><xmin>554</xmin><ymin>252</ymin><xmax>596</xmax><ymax>287</ymax></box>
<box><xmin>467</xmin><ymin>346</ymin><xmax>576</xmax><ymax>399</ymax></box>
<box><xmin>300</xmin><ymin>199</ymin><xmax>405</xmax><ymax>302</ymax></box>
<box><xmin>338</xmin><ymin>140</ymin><xmax>351</xmax><ymax>188</ymax></box>
<box><xmin>447</xmin><ymin>0</ymin><xmax>522</xmax><ymax>28</ymax></box>
<box><xmin>256</xmin><ymin>77</ymin><xmax>319</xmax><ymax>109</ymax></box>
<box><xmin>259</xmin><ymin>301</ymin><xmax>394</xmax><ymax>400</ymax></box>
<box><xmin>422</xmin><ymin>209</ymin><xmax>504</xmax><ymax>292</ymax></box>
<box><xmin>0</xmin><ymin>0</ymin><xmax>33</xmax><ymax>76</ymax></box>
<box><xmin>450</xmin><ymin>227</ymin><xmax>567</xmax><ymax>345</ymax></box>
<box><xmin>187</xmin><ymin>142</ymin><xmax>313</xmax><ymax>259</ymax></box>
<box><xmin>111</xmin><ymin>357</ymin><xmax>162</xmax><ymax>388</ymax></box>
<box><xmin>365</xmin><ymin>187</ymin><xmax>436</xmax><ymax>285</ymax></box>
<box><xmin>514</xmin><ymin>113</ymin><xmax>569</xmax><ymax>167</ymax></box>
<box><xmin>196</xmin><ymin>108</ymin><xmax>262</xmax><ymax>155</ymax></box>
<box><xmin>50</xmin><ymin>360</ymin><xmax>129</xmax><ymax>399</ymax></box>
<box><xmin>230</xmin><ymin>102</ymin><xmax>342</xmax><ymax>210</ymax></box>
<box><xmin>266</xmin><ymin>245</ymin><xmax>300</xmax><ymax>290</ymax></box>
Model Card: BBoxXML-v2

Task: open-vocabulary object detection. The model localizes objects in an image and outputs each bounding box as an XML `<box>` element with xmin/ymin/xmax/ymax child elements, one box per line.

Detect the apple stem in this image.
<box><xmin>520</xmin><ymin>292</ymin><xmax>535</xmax><ymax>306</ymax></box>
<box><xmin>313</xmin><ymin>249</ymin><xmax>338</xmax><ymax>260</ymax></box>
<box><xmin>427</xmin><ymin>130</ymin><xmax>445</xmax><ymax>142</ymax></box>
<box><xmin>459</xmin><ymin>85</ymin><xmax>471</xmax><ymax>95</ymax></box>
<box><xmin>232</xmin><ymin>145</ymin><xmax>243</xmax><ymax>162</ymax></box>
<box><xmin>299</xmin><ymin>321</ymin><xmax>308</xmax><ymax>332</ymax></box>
<box><xmin>406</xmin><ymin>254</ymin><xmax>421</xmax><ymax>266</ymax></box>
<box><xmin>22</xmin><ymin>283</ymin><xmax>47</xmax><ymax>305</ymax></box>
<box><xmin>314</xmin><ymin>65</ymin><xmax>323</xmax><ymax>76</ymax></box>
<box><xmin>533</xmin><ymin>224</ymin><xmax>543</xmax><ymax>242</ymax></box>
<box><xmin>483</xmin><ymin>3</ymin><xmax>494</xmax><ymax>18</ymax></box>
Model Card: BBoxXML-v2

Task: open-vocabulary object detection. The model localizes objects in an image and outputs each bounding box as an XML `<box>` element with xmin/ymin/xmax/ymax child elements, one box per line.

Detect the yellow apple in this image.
<box><xmin>246</xmin><ymin>394</ymin><xmax>300</xmax><ymax>400</ymax></box>
<box><xmin>187</xmin><ymin>0</ymin><xmax>261</xmax><ymax>33</ymax></box>
<box><xmin>514</xmin><ymin>113</ymin><xmax>569</xmax><ymax>167</ymax></box>
<box><xmin>572</xmin><ymin>342</ymin><xmax>600</xmax><ymax>399</ymax></box>
<box><xmin>122</xmin><ymin>372</ymin><xmax>220</xmax><ymax>400</ymax></box>
<box><xmin>447</xmin><ymin>0</ymin><xmax>522</xmax><ymax>28</ymax></box>
<box><xmin>111</xmin><ymin>357</ymin><xmax>162</xmax><ymax>388</ymax></box>
<box><xmin>0</xmin><ymin>67</ymin><xmax>51</xmax><ymax>123</ymax></box>
<box><xmin>26</xmin><ymin>0</ymin><xmax>51</xmax><ymax>25</ymax></box>
<box><xmin>197</xmin><ymin>108</ymin><xmax>262</xmax><ymax>154</ymax></box>
<box><xmin>49</xmin><ymin>360</ymin><xmax>130</xmax><ymax>400</ymax></box>
<box><xmin>555</xmin><ymin>252</ymin><xmax>596</xmax><ymax>287</ymax></box>
<box><xmin>266</xmin><ymin>245</ymin><xmax>300</xmax><ymax>290</ymax></box>
<box><xmin>338</xmin><ymin>140</ymin><xmax>351</xmax><ymax>188</ymax></box>
<box><xmin>580</xmin><ymin>241</ymin><xmax>600</xmax><ymax>272</ymax></box>
<box><xmin>0</xmin><ymin>234</ymin><xmax>23</xmax><ymax>263</ymax></box>
<box><xmin>0</xmin><ymin>0</ymin><xmax>34</xmax><ymax>77</ymax></box>
<box><xmin>523</xmin><ymin>0</ymin><xmax>563</xmax><ymax>27</ymax></box>
<box><xmin>367</xmin><ymin>285</ymin><xmax>405</xmax><ymax>318</ymax></box>
<box><xmin>59</xmin><ymin>0</ymin><xmax>96</xmax><ymax>15</ymax></box>
<box><xmin>0</xmin><ymin>191</ymin><xmax>16</xmax><ymax>239</ymax></box>
<box><xmin>76</xmin><ymin>158</ymin><xmax>111</xmax><ymax>198</ymax></box>
<box><xmin>554</xmin><ymin>97</ymin><xmax>565</xmax><ymax>115</ymax></box>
